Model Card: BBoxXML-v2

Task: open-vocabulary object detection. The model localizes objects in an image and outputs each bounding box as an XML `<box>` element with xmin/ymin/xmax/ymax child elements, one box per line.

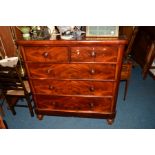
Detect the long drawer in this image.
<box><xmin>31</xmin><ymin>79</ymin><xmax>115</xmax><ymax>96</ymax></box>
<box><xmin>27</xmin><ymin>63</ymin><xmax>116</xmax><ymax>80</ymax></box>
<box><xmin>35</xmin><ymin>95</ymin><xmax>113</xmax><ymax>113</ymax></box>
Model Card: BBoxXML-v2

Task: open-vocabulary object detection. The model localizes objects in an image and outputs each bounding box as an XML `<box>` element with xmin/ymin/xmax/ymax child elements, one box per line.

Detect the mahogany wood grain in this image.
<box><xmin>24</xmin><ymin>46</ymin><xmax>69</xmax><ymax>62</ymax></box>
<box><xmin>35</xmin><ymin>95</ymin><xmax>113</xmax><ymax>113</ymax></box>
<box><xmin>32</xmin><ymin>79</ymin><xmax>115</xmax><ymax>96</ymax></box>
<box><xmin>27</xmin><ymin>63</ymin><xmax>116</xmax><ymax>80</ymax></box>
<box><xmin>17</xmin><ymin>37</ymin><xmax>128</xmax><ymax>124</ymax></box>
<box><xmin>70</xmin><ymin>46</ymin><xmax>118</xmax><ymax>62</ymax></box>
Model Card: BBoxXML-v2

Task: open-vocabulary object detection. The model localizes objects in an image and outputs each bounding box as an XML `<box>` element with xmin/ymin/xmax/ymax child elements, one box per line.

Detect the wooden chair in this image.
<box><xmin>0</xmin><ymin>91</ymin><xmax>5</xmax><ymax>117</ymax></box>
<box><xmin>142</xmin><ymin>42</ymin><xmax>155</xmax><ymax>80</ymax></box>
<box><xmin>121</xmin><ymin>60</ymin><xmax>132</xmax><ymax>100</ymax></box>
<box><xmin>0</xmin><ymin>93</ymin><xmax>8</xmax><ymax>129</ymax></box>
<box><xmin>0</xmin><ymin>115</ymin><xmax>6</xmax><ymax>129</ymax></box>
<box><xmin>0</xmin><ymin>65</ymin><xmax>34</xmax><ymax>117</ymax></box>
<box><xmin>0</xmin><ymin>105</ymin><xmax>4</xmax><ymax>116</ymax></box>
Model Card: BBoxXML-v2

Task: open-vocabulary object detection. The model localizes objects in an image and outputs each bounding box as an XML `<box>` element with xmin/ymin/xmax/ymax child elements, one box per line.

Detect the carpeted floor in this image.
<box><xmin>1</xmin><ymin>66</ymin><xmax>155</xmax><ymax>129</ymax></box>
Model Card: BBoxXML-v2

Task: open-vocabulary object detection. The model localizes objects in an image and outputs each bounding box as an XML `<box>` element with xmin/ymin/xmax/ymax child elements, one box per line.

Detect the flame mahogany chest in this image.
<box><xmin>17</xmin><ymin>37</ymin><xmax>127</xmax><ymax>124</ymax></box>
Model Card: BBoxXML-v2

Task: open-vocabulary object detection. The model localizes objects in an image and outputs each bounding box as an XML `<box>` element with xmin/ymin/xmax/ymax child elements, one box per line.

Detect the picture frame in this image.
<box><xmin>86</xmin><ymin>26</ymin><xmax>119</xmax><ymax>37</ymax></box>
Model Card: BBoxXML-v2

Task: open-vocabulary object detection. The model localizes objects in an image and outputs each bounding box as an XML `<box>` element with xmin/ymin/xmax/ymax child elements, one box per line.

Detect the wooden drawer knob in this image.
<box><xmin>89</xmin><ymin>86</ymin><xmax>95</xmax><ymax>92</ymax></box>
<box><xmin>52</xmin><ymin>102</ymin><xmax>56</xmax><ymax>106</ymax></box>
<box><xmin>43</xmin><ymin>52</ymin><xmax>49</xmax><ymax>57</ymax></box>
<box><xmin>90</xmin><ymin>69</ymin><xmax>95</xmax><ymax>74</ymax></box>
<box><xmin>76</xmin><ymin>49</ymin><xmax>80</xmax><ymax>55</ymax></box>
<box><xmin>89</xmin><ymin>102</ymin><xmax>94</xmax><ymax>109</ymax></box>
<box><xmin>91</xmin><ymin>51</ymin><xmax>96</xmax><ymax>57</ymax></box>
<box><xmin>47</xmin><ymin>69</ymin><xmax>52</xmax><ymax>74</ymax></box>
<box><xmin>49</xmin><ymin>85</ymin><xmax>54</xmax><ymax>90</ymax></box>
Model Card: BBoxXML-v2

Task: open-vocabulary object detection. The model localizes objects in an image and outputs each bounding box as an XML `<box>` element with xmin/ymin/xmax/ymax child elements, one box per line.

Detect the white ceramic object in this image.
<box><xmin>61</xmin><ymin>35</ymin><xmax>73</xmax><ymax>40</ymax></box>
<box><xmin>0</xmin><ymin>57</ymin><xmax>18</xmax><ymax>67</ymax></box>
<box><xmin>57</xmin><ymin>26</ymin><xmax>73</xmax><ymax>34</ymax></box>
<box><xmin>47</xmin><ymin>26</ymin><xmax>55</xmax><ymax>34</ymax></box>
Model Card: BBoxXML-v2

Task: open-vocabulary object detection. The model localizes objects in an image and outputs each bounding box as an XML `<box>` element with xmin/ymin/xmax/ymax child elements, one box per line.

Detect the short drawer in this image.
<box><xmin>35</xmin><ymin>95</ymin><xmax>113</xmax><ymax>113</ymax></box>
<box><xmin>27</xmin><ymin>63</ymin><xmax>116</xmax><ymax>80</ymax></box>
<box><xmin>32</xmin><ymin>79</ymin><xmax>115</xmax><ymax>96</ymax></box>
<box><xmin>71</xmin><ymin>46</ymin><xmax>118</xmax><ymax>62</ymax></box>
<box><xmin>24</xmin><ymin>46</ymin><xmax>68</xmax><ymax>62</ymax></box>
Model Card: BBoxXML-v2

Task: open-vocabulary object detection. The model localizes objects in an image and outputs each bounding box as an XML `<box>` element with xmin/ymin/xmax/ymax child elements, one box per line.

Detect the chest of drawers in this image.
<box><xmin>17</xmin><ymin>38</ymin><xmax>127</xmax><ymax>124</ymax></box>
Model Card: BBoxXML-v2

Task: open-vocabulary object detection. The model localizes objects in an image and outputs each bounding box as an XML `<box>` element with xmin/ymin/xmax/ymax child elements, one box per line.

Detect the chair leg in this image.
<box><xmin>25</xmin><ymin>95</ymin><xmax>34</xmax><ymax>117</ymax></box>
<box><xmin>0</xmin><ymin>97</ymin><xmax>5</xmax><ymax>117</ymax></box>
<box><xmin>5</xmin><ymin>96</ymin><xmax>18</xmax><ymax>115</ymax></box>
<box><xmin>0</xmin><ymin>116</ymin><xmax>6</xmax><ymax>129</ymax></box>
<box><xmin>124</xmin><ymin>80</ymin><xmax>129</xmax><ymax>101</ymax></box>
<box><xmin>10</xmin><ymin>106</ymin><xmax>16</xmax><ymax>115</ymax></box>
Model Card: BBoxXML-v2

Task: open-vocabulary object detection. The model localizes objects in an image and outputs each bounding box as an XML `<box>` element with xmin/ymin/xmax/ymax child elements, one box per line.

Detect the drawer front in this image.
<box><xmin>32</xmin><ymin>79</ymin><xmax>114</xmax><ymax>96</ymax></box>
<box><xmin>35</xmin><ymin>95</ymin><xmax>113</xmax><ymax>112</ymax></box>
<box><xmin>24</xmin><ymin>46</ymin><xmax>68</xmax><ymax>62</ymax></box>
<box><xmin>27</xmin><ymin>63</ymin><xmax>116</xmax><ymax>80</ymax></box>
<box><xmin>71</xmin><ymin>46</ymin><xmax>118</xmax><ymax>62</ymax></box>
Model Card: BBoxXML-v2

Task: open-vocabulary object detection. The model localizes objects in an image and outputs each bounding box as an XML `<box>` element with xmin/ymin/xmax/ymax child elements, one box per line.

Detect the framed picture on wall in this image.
<box><xmin>86</xmin><ymin>26</ymin><xmax>119</xmax><ymax>37</ymax></box>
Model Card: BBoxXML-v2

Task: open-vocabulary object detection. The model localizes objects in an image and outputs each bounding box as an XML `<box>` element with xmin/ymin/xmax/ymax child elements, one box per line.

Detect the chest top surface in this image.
<box><xmin>16</xmin><ymin>37</ymin><xmax>128</xmax><ymax>46</ymax></box>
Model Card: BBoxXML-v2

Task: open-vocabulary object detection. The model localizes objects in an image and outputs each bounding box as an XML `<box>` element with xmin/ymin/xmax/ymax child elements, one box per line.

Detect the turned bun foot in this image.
<box><xmin>107</xmin><ymin>118</ymin><xmax>114</xmax><ymax>125</ymax></box>
<box><xmin>37</xmin><ymin>115</ymin><xmax>44</xmax><ymax>120</ymax></box>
